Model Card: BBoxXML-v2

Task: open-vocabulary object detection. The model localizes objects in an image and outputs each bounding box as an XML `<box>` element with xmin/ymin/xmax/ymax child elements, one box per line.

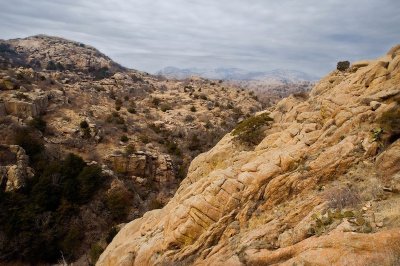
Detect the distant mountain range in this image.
<box><xmin>156</xmin><ymin>67</ymin><xmax>320</xmax><ymax>83</ymax></box>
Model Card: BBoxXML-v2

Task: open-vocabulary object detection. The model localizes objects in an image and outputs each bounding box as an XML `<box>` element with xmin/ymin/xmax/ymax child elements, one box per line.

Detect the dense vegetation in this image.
<box><xmin>0</xmin><ymin>131</ymin><xmax>105</xmax><ymax>264</ymax></box>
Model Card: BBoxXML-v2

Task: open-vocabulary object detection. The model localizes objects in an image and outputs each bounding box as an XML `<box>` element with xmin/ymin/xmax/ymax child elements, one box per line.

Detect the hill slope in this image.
<box><xmin>1</xmin><ymin>34</ymin><xmax>124</xmax><ymax>75</ymax></box>
<box><xmin>157</xmin><ymin>67</ymin><xmax>319</xmax><ymax>82</ymax></box>
<box><xmin>0</xmin><ymin>35</ymin><xmax>262</xmax><ymax>264</ymax></box>
<box><xmin>98</xmin><ymin>45</ymin><xmax>400</xmax><ymax>265</ymax></box>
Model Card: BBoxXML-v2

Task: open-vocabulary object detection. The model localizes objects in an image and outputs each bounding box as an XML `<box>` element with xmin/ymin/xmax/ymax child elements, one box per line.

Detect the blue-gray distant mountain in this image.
<box><xmin>156</xmin><ymin>67</ymin><xmax>320</xmax><ymax>82</ymax></box>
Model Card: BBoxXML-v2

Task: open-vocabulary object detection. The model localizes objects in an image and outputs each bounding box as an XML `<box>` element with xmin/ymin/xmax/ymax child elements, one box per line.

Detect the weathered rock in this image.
<box><xmin>2</xmin><ymin>91</ymin><xmax>48</xmax><ymax>118</ymax></box>
<box><xmin>108</xmin><ymin>152</ymin><xmax>174</xmax><ymax>187</ymax></box>
<box><xmin>98</xmin><ymin>47</ymin><xmax>400</xmax><ymax>266</ymax></box>
<box><xmin>0</xmin><ymin>145</ymin><xmax>34</xmax><ymax>192</ymax></box>
<box><xmin>376</xmin><ymin>140</ymin><xmax>400</xmax><ymax>179</ymax></box>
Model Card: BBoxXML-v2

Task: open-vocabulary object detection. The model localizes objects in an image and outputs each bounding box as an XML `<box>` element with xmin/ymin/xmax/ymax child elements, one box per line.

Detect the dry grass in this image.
<box><xmin>324</xmin><ymin>186</ymin><xmax>361</xmax><ymax>210</ymax></box>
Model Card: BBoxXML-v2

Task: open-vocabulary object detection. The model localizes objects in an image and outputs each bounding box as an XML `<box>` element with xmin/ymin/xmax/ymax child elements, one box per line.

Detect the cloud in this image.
<box><xmin>0</xmin><ymin>0</ymin><xmax>399</xmax><ymax>76</ymax></box>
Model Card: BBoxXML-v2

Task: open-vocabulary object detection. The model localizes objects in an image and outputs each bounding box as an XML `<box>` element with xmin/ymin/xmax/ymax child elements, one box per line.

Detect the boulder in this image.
<box><xmin>0</xmin><ymin>145</ymin><xmax>34</xmax><ymax>192</ymax></box>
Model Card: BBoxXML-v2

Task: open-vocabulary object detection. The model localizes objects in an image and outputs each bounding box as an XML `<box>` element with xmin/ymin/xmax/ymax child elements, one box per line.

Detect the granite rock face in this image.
<box><xmin>98</xmin><ymin>46</ymin><xmax>400</xmax><ymax>266</ymax></box>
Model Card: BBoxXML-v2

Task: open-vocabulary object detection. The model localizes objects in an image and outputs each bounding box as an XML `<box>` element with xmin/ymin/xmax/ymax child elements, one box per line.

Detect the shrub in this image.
<box><xmin>56</xmin><ymin>62</ymin><xmax>65</xmax><ymax>71</ymax></box>
<box><xmin>92</xmin><ymin>67</ymin><xmax>110</xmax><ymax>80</ymax></box>
<box><xmin>324</xmin><ymin>186</ymin><xmax>360</xmax><ymax>210</ymax></box>
<box><xmin>80</xmin><ymin>121</ymin><xmax>91</xmax><ymax>139</ymax></box>
<box><xmin>106</xmin><ymin>112</ymin><xmax>125</xmax><ymax>125</ymax></box>
<box><xmin>160</xmin><ymin>103</ymin><xmax>172</xmax><ymax>112</ymax></box>
<box><xmin>105</xmin><ymin>190</ymin><xmax>130</xmax><ymax>220</ymax></box>
<box><xmin>61</xmin><ymin>224</ymin><xmax>84</xmax><ymax>257</ymax></box>
<box><xmin>29</xmin><ymin>117</ymin><xmax>47</xmax><ymax>132</ymax></box>
<box><xmin>14</xmin><ymin>129</ymin><xmax>44</xmax><ymax>158</ymax></box>
<box><xmin>232</xmin><ymin>112</ymin><xmax>273</xmax><ymax>146</ymax></box>
<box><xmin>184</xmin><ymin>115</ymin><xmax>195</xmax><ymax>122</ymax></box>
<box><xmin>80</xmin><ymin>120</ymin><xmax>89</xmax><ymax>129</ymax></box>
<box><xmin>89</xmin><ymin>243</ymin><xmax>104</xmax><ymax>265</ymax></box>
<box><xmin>149</xmin><ymin>123</ymin><xmax>162</xmax><ymax>134</ymax></box>
<box><xmin>337</xmin><ymin>61</ymin><xmax>350</xmax><ymax>71</ymax></box>
<box><xmin>46</xmin><ymin>60</ymin><xmax>57</xmax><ymax>71</ymax></box>
<box><xmin>166</xmin><ymin>141</ymin><xmax>181</xmax><ymax>156</ymax></box>
<box><xmin>120</xmin><ymin>135</ymin><xmax>129</xmax><ymax>142</ymax></box>
<box><xmin>152</xmin><ymin>97</ymin><xmax>160</xmax><ymax>106</ymax></box>
<box><xmin>77</xmin><ymin>165</ymin><xmax>103</xmax><ymax>202</ymax></box>
<box><xmin>128</xmin><ymin>107</ymin><xmax>136</xmax><ymax>114</ymax></box>
<box><xmin>125</xmin><ymin>144</ymin><xmax>136</xmax><ymax>155</ymax></box>
<box><xmin>109</xmin><ymin>90</ymin><xmax>116</xmax><ymax>100</ymax></box>
<box><xmin>205</xmin><ymin>121</ymin><xmax>213</xmax><ymax>129</ymax></box>
<box><xmin>139</xmin><ymin>134</ymin><xmax>150</xmax><ymax>144</ymax></box>
<box><xmin>188</xmin><ymin>134</ymin><xmax>201</xmax><ymax>151</ymax></box>
<box><xmin>200</xmin><ymin>94</ymin><xmax>207</xmax><ymax>100</ymax></box>
<box><xmin>190</xmin><ymin>106</ymin><xmax>197</xmax><ymax>112</ymax></box>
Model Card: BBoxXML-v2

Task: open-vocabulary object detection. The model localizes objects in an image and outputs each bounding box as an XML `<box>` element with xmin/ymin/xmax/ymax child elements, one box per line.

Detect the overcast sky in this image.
<box><xmin>0</xmin><ymin>0</ymin><xmax>399</xmax><ymax>76</ymax></box>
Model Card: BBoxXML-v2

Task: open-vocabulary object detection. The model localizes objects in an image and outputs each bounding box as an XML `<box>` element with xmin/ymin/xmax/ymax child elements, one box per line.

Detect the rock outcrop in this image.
<box><xmin>0</xmin><ymin>145</ymin><xmax>34</xmax><ymax>192</ymax></box>
<box><xmin>108</xmin><ymin>151</ymin><xmax>175</xmax><ymax>187</ymax></box>
<box><xmin>2</xmin><ymin>91</ymin><xmax>48</xmax><ymax>118</ymax></box>
<box><xmin>98</xmin><ymin>46</ymin><xmax>400</xmax><ymax>265</ymax></box>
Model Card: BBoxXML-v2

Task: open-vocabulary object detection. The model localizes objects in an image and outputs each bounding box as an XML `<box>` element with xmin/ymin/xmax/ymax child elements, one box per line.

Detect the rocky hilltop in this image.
<box><xmin>98</xmin><ymin>45</ymin><xmax>400</xmax><ymax>265</ymax></box>
<box><xmin>1</xmin><ymin>34</ymin><xmax>124</xmax><ymax>74</ymax></box>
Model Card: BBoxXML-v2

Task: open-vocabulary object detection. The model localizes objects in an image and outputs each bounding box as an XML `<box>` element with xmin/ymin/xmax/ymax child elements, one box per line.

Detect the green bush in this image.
<box><xmin>337</xmin><ymin>61</ymin><xmax>350</xmax><ymax>71</ymax></box>
<box><xmin>80</xmin><ymin>120</ymin><xmax>89</xmax><ymax>129</ymax></box>
<box><xmin>124</xmin><ymin>144</ymin><xmax>136</xmax><ymax>155</ymax></box>
<box><xmin>14</xmin><ymin>129</ymin><xmax>44</xmax><ymax>158</ymax></box>
<box><xmin>184</xmin><ymin>115</ymin><xmax>195</xmax><ymax>122</ymax></box>
<box><xmin>232</xmin><ymin>112</ymin><xmax>273</xmax><ymax>146</ymax></box>
<box><xmin>120</xmin><ymin>135</ymin><xmax>129</xmax><ymax>142</ymax></box>
<box><xmin>160</xmin><ymin>103</ymin><xmax>172</xmax><ymax>112</ymax></box>
<box><xmin>166</xmin><ymin>141</ymin><xmax>181</xmax><ymax>156</ymax></box>
<box><xmin>128</xmin><ymin>107</ymin><xmax>136</xmax><ymax>114</ymax></box>
<box><xmin>105</xmin><ymin>190</ymin><xmax>129</xmax><ymax>220</ymax></box>
<box><xmin>80</xmin><ymin>121</ymin><xmax>91</xmax><ymax>138</ymax></box>
<box><xmin>77</xmin><ymin>165</ymin><xmax>103</xmax><ymax>202</ymax></box>
<box><xmin>46</xmin><ymin>60</ymin><xmax>57</xmax><ymax>71</ymax></box>
<box><xmin>0</xmin><ymin>152</ymin><xmax>106</xmax><ymax>263</ymax></box>
<box><xmin>152</xmin><ymin>97</ymin><xmax>160</xmax><ymax>106</ymax></box>
<box><xmin>61</xmin><ymin>224</ymin><xmax>84</xmax><ymax>256</ymax></box>
<box><xmin>190</xmin><ymin>106</ymin><xmax>197</xmax><ymax>112</ymax></box>
<box><xmin>106</xmin><ymin>112</ymin><xmax>125</xmax><ymax>125</ymax></box>
<box><xmin>89</xmin><ymin>243</ymin><xmax>104</xmax><ymax>265</ymax></box>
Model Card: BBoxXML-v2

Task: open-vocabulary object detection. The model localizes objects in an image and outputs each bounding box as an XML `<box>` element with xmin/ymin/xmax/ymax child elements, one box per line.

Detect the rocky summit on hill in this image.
<box><xmin>98</xmin><ymin>45</ymin><xmax>400</xmax><ymax>266</ymax></box>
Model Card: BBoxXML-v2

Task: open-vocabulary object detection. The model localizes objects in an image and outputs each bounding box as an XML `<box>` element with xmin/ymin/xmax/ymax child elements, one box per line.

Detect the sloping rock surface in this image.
<box><xmin>98</xmin><ymin>47</ymin><xmax>400</xmax><ymax>265</ymax></box>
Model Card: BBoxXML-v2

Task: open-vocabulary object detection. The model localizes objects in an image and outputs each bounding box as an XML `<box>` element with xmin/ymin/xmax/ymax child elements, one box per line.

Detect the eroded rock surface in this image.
<box><xmin>0</xmin><ymin>145</ymin><xmax>34</xmax><ymax>192</ymax></box>
<box><xmin>98</xmin><ymin>46</ymin><xmax>400</xmax><ymax>265</ymax></box>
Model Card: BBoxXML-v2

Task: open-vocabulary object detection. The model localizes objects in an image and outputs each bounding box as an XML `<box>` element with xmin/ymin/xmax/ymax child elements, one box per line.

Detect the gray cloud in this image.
<box><xmin>0</xmin><ymin>0</ymin><xmax>399</xmax><ymax>76</ymax></box>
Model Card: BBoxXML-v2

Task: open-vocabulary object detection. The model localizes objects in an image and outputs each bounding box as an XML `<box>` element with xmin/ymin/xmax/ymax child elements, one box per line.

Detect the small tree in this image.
<box><xmin>337</xmin><ymin>61</ymin><xmax>350</xmax><ymax>71</ymax></box>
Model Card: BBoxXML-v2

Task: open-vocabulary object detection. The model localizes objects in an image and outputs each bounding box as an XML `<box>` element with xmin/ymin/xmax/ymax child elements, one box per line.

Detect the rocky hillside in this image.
<box><xmin>0</xmin><ymin>36</ymin><xmax>262</xmax><ymax>264</ymax></box>
<box><xmin>1</xmin><ymin>34</ymin><xmax>124</xmax><ymax>76</ymax></box>
<box><xmin>157</xmin><ymin>67</ymin><xmax>316</xmax><ymax>108</ymax></box>
<box><xmin>157</xmin><ymin>67</ymin><xmax>318</xmax><ymax>82</ymax></box>
<box><xmin>98</xmin><ymin>45</ymin><xmax>400</xmax><ymax>265</ymax></box>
